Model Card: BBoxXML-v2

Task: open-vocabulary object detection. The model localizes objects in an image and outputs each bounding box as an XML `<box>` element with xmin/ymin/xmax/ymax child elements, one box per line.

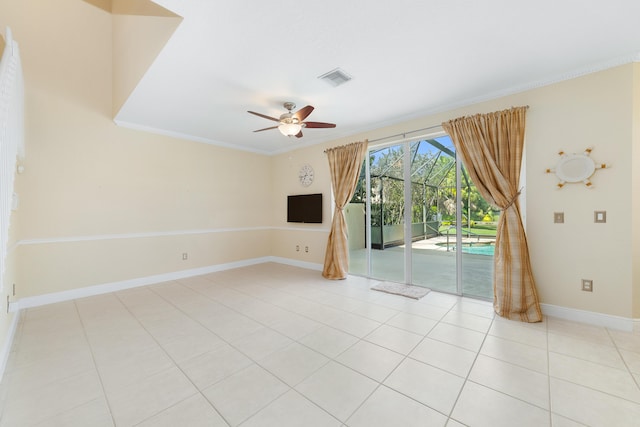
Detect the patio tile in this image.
<box><xmin>295</xmin><ymin>361</ymin><xmax>377</xmax><ymax>422</ymax></box>
<box><xmin>469</xmin><ymin>355</ymin><xmax>549</xmax><ymax>409</ymax></box>
<box><xmin>451</xmin><ymin>381</ymin><xmax>549</xmax><ymax>427</ymax></box>
<box><xmin>409</xmin><ymin>337</ymin><xmax>476</xmax><ymax>377</ymax></box>
<box><xmin>202</xmin><ymin>364</ymin><xmax>289</xmax><ymax>426</ymax></box>
<box><xmin>31</xmin><ymin>397</ymin><xmax>113</xmax><ymax>427</ymax></box>
<box><xmin>347</xmin><ymin>385</ymin><xmax>447</xmax><ymax>427</ymax></box>
<box><xmin>385</xmin><ymin>312</ymin><xmax>438</xmax><ymax>335</ymax></box>
<box><xmin>548</xmin><ymin>332</ymin><xmax>625</xmax><ymax>370</ymax></box>
<box><xmin>549</xmin><ymin>352</ymin><xmax>640</xmax><ymax>403</ymax></box>
<box><xmin>106</xmin><ymin>366</ymin><xmax>197</xmax><ymax>426</ymax></box>
<box><xmin>451</xmin><ymin>299</ymin><xmax>496</xmax><ymax>318</ymax></box>
<box><xmin>441</xmin><ymin>310</ymin><xmax>493</xmax><ymax>333</ymax></box>
<box><xmin>488</xmin><ymin>318</ymin><xmax>547</xmax><ymax>349</ymax></box>
<box><xmin>232</xmin><ymin>327</ymin><xmax>293</xmax><ymax>361</ymax></box>
<box><xmin>480</xmin><ymin>335</ymin><xmax>548</xmax><ymax>374</ymax></box>
<box><xmin>428</xmin><ymin>322</ymin><xmax>486</xmax><ymax>352</ymax></box>
<box><xmin>336</xmin><ymin>340</ymin><xmax>404</xmax><ymax>382</ymax></box>
<box><xmin>298</xmin><ymin>326</ymin><xmax>358</xmax><ymax>358</ymax></box>
<box><xmin>550</xmin><ymin>378</ymin><xmax>640</xmax><ymax>427</ymax></box>
<box><xmin>0</xmin><ymin>370</ymin><xmax>104</xmax><ymax>426</ymax></box>
<box><xmin>260</xmin><ymin>342</ymin><xmax>330</xmax><ymax>386</ymax></box>
<box><xmin>242</xmin><ymin>389</ymin><xmax>341</xmax><ymax>427</ymax></box>
<box><xmin>384</xmin><ymin>358</ymin><xmax>464</xmax><ymax>414</ymax></box>
<box><xmin>136</xmin><ymin>394</ymin><xmax>227</xmax><ymax>427</ymax></box>
<box><xmin>179</xmin><ymin>344</ymin><xmax>253</xmax><ymax>390</ymax></box>
<box><xmin>364</xmin><ymin>324</ymin><xmax>423</xmax><ymax>355</ymax></box>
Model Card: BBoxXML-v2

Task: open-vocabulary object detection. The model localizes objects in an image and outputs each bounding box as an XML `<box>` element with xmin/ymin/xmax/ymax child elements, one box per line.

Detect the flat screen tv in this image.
<box><xmin>287</xmin><ymin>193</ymin><xmax>322</xmax><ymax>224</ymax></box>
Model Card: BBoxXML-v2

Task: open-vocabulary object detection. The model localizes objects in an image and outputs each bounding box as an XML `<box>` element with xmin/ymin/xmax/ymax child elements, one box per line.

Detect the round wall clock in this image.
<box><xmin>298</xmin><ymin>164</ymin><xmax>314</xmax><ymax>187</ymax></box>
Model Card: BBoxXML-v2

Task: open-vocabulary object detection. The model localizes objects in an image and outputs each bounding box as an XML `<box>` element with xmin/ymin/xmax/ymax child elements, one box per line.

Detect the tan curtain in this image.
<box><xmin>322</xmin><ymin>140</ymin><xmax>368</xmax><ymax>279</ymax></box>
<box><xmin>442</xmin><ymin>107</ymin><xmax>542</xmax><ymax>322</ymax></box>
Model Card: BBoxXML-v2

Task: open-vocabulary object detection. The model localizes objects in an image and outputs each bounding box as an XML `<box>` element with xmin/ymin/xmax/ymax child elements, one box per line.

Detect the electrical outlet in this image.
<box><xmin>554</xmin><ymin>212</ymin><xmax>564</xmax><ymax>223</ymax></box>
<box><xmin>594</xmin><ymin>211</ymin><xmax>606</xmax><ymax>223</ymax></box>
<box><xmin>581</xmin><ymin>279</ymin><xmax>593</xmax><ymax>292</ymax></box>
<box><xmin>296</xmin><ymin>245</ymin><xmax>300</xmax><ymax>252</ymax></box>
<box><xmin>182</xmin><ymin>252</ymin><xmax>188</xmax><ymax>260</ymax></box>
<box><xmin>305</xmin><ymin>246</ymin><xmax>309</xmax><ymax>253</ymax></box>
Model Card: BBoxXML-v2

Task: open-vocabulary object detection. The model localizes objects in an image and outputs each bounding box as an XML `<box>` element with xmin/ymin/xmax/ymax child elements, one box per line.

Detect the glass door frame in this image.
<box><xmin>362</xmin><ymin>131</ymin><xmax>464</xmax><ymax>296</ymax></box>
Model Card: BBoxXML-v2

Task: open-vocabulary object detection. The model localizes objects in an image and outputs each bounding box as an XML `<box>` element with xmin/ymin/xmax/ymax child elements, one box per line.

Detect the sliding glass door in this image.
<box><xmin>410</xmin><ymin>138</ymin><xmax>458</xmax><ymax>294</ymax></box>
<box><xmin>369</xmin><ymin>143</ymin><xmax>406</xmax><ymax>283</ymax></box>
<box><xmin>346</xmin><ymin>134</ymin><xmax>496</xmax><ymax>300</ymax></box>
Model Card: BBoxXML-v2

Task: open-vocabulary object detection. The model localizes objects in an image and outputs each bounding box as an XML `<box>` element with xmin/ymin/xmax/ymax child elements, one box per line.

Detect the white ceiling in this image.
<box><xmin>114</xmin><ymin>0</ymin><xmax>640</xmax><ymax>154</ymax></box>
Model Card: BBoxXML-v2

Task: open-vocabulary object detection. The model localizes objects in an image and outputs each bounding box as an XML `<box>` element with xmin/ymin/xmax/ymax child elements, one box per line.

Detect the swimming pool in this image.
<box><xmin>462</xmin><ymin>243</ymin><xmax>494</xmax><ymax>256</ymax></box>
<box><xmin>437</xmin><ymin>242</ymin><xmax>495</xmax><ymax>256</ymax></box>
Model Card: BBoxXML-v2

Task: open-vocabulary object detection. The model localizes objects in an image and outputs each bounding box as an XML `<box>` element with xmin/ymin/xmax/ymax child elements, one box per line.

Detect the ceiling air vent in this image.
<box><xmin>318</xmin><ymin>68</ymin><xmax>353</xmax><ymax>87</ymax></box>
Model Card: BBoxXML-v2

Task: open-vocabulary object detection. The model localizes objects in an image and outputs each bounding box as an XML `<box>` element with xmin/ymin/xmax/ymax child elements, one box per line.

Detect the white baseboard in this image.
<box><xmin>14</xmin><ymin>256</ymin><xmax>274</xmax><ymax>310</ymax></box>
<box><xmin>269</xmin><ymin>256</ymin><xmax>323</xmax><ymax>271</ymax></box>
<box><xmin>11</xmin><ymin>257</ymin><xmax>324</xmax><ymax>311</ymax></box>
<box><xmin>0</xmin><ymin>310</ymin><xmax>20</xmax><ymax>382</ymax></box>
<box><xmin>541</xmin><ymin>303</ymin><xmax>634</xmax><ymax>332</ymax></box>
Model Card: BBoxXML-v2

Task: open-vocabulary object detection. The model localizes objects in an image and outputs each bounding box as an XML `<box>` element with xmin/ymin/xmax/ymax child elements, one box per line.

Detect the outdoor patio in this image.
<box><xmin>349</xmin><ymin>235</ymin><xmax>494</xmax><ymax>300</ymax></box>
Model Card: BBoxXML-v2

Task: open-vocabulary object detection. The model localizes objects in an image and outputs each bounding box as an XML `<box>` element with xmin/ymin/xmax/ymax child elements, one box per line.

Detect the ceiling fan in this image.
<box><xmin>248</xmin><ymin>102</ymin><xmax>336</xmax><ymax>138</ymax></box>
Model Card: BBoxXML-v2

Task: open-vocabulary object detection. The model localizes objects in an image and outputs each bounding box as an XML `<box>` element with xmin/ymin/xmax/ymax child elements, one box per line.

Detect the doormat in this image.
<box><xmin>371</xmin><ymin>282</ymin><xmax>430</xmax><ymax>300</ymax></box>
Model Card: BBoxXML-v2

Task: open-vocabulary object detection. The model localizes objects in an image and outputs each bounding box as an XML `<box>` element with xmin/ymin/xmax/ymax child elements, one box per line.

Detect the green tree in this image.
<box><xmin>350</xmin><ymin>140</ymin><xmax>498</xmax><ymax>229</ymax></box>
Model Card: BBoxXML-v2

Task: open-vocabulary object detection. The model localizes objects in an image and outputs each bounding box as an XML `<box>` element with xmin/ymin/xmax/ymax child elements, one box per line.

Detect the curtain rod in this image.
<box><xmin>365</xmin><ymin>106</ymin><xmax>530</xmax><ymax>145</ymax></box>
<box><xmin>359</xmin><ymin>106</ymin><xmax>530</xmax><ymax>146</ymax></box>
<box><xmin>366</xmin><ymin>124</ymin><xmax>444</xmax><ymax>144</ymax></box>
<box><xmin>324</xmin><ymin>124</ymin><xmax>444</xmax><ymax>154</ymax></box>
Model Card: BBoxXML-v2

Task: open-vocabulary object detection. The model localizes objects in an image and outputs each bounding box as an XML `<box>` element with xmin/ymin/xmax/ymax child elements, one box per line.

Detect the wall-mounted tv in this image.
<box><xmin>287</xmin><ymin>193</ymin><xmax>322</xmax><ymax>224</ymax></box>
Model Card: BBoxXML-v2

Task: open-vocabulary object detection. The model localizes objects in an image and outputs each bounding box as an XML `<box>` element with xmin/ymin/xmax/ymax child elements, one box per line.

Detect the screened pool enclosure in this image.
<box><xmin>345</xmin><ymin>136</ymin><xmax>498</xmax><ymax>299</ymax></box>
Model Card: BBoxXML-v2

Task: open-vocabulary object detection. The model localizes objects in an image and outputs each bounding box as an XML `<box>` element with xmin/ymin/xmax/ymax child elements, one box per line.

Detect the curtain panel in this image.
<box><xmin>322</xmin><ymin>140</ymin><xmax>368</xmax><ymax>280</ymax></box>
<box><xmin>442</xmin><ymin>107</ymin><xmax>542</xmax><ymax>322</ymax></box>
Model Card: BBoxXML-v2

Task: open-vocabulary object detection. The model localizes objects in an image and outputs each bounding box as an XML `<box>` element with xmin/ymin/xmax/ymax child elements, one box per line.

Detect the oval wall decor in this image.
<box><xmin>545</xmin><ymin>147</ymin><xmax>609</xmax><ymax>189</ymax></box>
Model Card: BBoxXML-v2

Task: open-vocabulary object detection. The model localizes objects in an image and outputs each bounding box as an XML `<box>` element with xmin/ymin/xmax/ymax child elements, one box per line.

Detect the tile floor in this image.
<box><xmin>1</xmin><ymin>263</ymin><xmax>639</xmax><ymax>426</ymax></box>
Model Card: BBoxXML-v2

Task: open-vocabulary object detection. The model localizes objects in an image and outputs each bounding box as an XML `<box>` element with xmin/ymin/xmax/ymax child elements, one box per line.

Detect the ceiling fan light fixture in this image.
<box><xmin>278</xmin><ymin>122</ymin><xmax>302</xmax><ymax>136</ymax></box>
<box><xmin>248</xmin><ymin>102</ymin><xmax>335</xmax><ymax>138</ymax></box>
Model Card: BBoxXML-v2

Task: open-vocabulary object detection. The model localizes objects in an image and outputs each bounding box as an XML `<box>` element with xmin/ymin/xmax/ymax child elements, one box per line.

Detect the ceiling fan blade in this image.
<box><xmin>293</xmin><ymin>105</ymin><xmax>314</xmax><ymax>122</ymax></box>
<box><xmin>295</xmin><ymin>130</ymin><xmax>303</xmax><ymax>138</ymax></box>
<box><xmin>303</xmin><ymin>121</ymin><xmax>336</xmax><ymax>129</ymax></box>
<box><xmin>253</xmin><ymin>126</ymin><xmax>278</xmax><ymax>132</ymax></box>
<box><xmin>248</xmin><ymin>111</ymin><xmax>280</xmax><ymax>122</ymax></box>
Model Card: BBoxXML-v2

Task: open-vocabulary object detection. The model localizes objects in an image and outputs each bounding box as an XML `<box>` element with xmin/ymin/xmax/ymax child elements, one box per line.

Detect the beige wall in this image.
<box><xmin>632</xmin><ymin>64</ymin><xmax>640</xmax><ymax>318</ymax></box>
<box><xmin>112</xmin><ymin>12</ymin><xmax>181</xmax><ymax>116</ymax></box>
<box><xmin>270</xmin><ymin>144</ymin><xmax>330</xmax><ymax>264</ymax></box>
<box><xmin>274</xmin><ymin>64</ymin><xmax>638</xmax><ymax>318</ymax></box>
<box><xmin>1</xmin><ymin>0</ymin><xmax>272</xmax><ymax>302</ymax></box>
<box><xmin>523</xmin><ymin>66</ymin><xmax>632</xmax><ymax>317</ymax></box>
<box><xmin>17</xmin><ymin>229</ymin><xmax>272</xmax><ymax>297</ymax></box>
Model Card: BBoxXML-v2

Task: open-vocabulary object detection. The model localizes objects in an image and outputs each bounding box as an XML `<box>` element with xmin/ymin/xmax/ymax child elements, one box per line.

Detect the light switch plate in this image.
<box><xmin>554</xmin><ymin>212</ymin><xmax>564</xmax><ymax>223</ymax></box>
<box><xmin>594</xmin><ymin>211</ymin><xmax>606</xmax><ymax>223</ymax></box>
